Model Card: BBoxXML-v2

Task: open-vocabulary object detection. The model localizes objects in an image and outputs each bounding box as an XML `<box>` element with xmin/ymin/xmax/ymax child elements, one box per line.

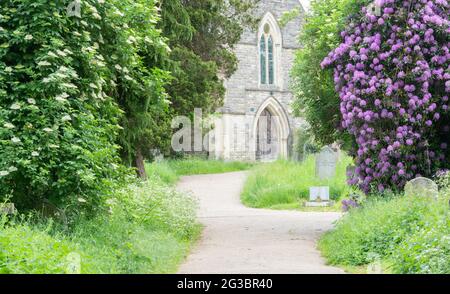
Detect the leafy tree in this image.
<box><xmin>99</xmin><ymin>0</ymin><xmax>172</xmax><ymax>179</ymax></box>
<box><xmin>0</xmin><ymin>0</ymin><xmax>128</xmax><ymax>213</ymax></box>
<box><xmin>160</xmin><ymin>0</ymin><xmax>259</xmax><ymax>138</ymax></box>
<box><xmin>291</xmin><ymin>0</ymin><xmax>369</xmax><ymax>150</ymax></box>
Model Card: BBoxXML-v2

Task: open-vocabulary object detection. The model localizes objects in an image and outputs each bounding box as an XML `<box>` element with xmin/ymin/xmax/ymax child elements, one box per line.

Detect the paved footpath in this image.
<box><xmin>177</xmin><ymin>171</ymin><xmax>345</xmax><ymax>274</ymax></box>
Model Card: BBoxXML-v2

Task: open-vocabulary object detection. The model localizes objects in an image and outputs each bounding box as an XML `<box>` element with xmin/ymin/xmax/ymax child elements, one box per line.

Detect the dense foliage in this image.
<box><xmin>319</xmin><ymin>173</ymin><xmax>450</xmax><ymax>274</ymax></box>
<box><xmin>0</xmin><ymin>0</ymin><xmax>130</xmax><ymax>212</ymax></box>
<box><xmin>0</xmin><ymin>176</ymin><xmax>199</xmax><ymax>273</ymax></box>
<box><xmin>321</xmin><ymin>0</ymin><xmax>450</xmax><ymax>193</ymax></box>
<box><xmin>160</xmin><ymin>0</ymin><xmax>258</xmax><ymax>145</ymax></box>
<box><xmin>291</xmin><ymin>0</ymin><xmax>369</xmax><ymax>149</ymax></box>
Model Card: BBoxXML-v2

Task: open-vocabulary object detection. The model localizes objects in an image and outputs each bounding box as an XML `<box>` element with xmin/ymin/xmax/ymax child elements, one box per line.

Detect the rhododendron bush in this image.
<box><xmin>322</xmin><ymin>0</ymin><xmax>450</xmax><ymax>193</ymax></box>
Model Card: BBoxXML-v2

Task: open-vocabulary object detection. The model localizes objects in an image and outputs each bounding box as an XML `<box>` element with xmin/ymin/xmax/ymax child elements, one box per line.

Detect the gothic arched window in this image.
<box><xmin>260</xmin><ymin>23</ymin><xmax>275</xmax><ymax>85</ymax></box>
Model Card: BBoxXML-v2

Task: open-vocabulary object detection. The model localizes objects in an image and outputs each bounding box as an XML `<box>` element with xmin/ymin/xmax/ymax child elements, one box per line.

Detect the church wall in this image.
<box><xmin>212</xmin><ymin>0</ymin><xmax>306</xmax><ymax>161</ymax></box>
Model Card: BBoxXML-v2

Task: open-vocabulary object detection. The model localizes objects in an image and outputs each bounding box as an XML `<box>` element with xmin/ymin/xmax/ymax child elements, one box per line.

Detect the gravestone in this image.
<box><xmin>404</xmin><ymin>177</ymin><xmax>439</xmax><ymax>200</ymax></box>
<box><xmin>0</xmin><ymin>203</ymin><xmax>17</xmax><ymax>215</ymax></box>
<box><xmin>309</xmin><ymin>187</ymin><xmax>330</xmax><ymax>202</ymax></box>
<box><xmin>305</xmin><ymin>187</ymin><xmax>332</xmax><ymax>207</ymax></box>
<box><xmin>316</xmin><ymin>146</ymin><xmax>337</xmax><ymax>180</ymax></box>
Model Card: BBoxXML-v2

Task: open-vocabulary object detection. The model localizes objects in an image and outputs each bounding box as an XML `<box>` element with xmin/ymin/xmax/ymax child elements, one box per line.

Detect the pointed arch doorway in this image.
<box><xmin>253</xmin><ymin>97</ymin><xmax>290</xmax><ymax>161</ymax></box>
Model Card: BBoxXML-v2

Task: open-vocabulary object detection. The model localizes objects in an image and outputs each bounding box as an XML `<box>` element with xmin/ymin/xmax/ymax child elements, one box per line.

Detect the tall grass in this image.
<box><xmin>146</xmin><ymin>158</ymin><xmax>254</xmax><ymax>185</ymax></box>
<box><xmin>0</xmin><ymin>177</ymin><xmax>200</xmax><ymax>274</ymax></box>
<box><xmin>241</xmin><ymin>155</ymin><xmax>353</xmax><ymax>208</ymax></box>
<box><xmin>319</xmin><ymin>188</ymin><xmax>450</xmax><ymax>274</ymax></box>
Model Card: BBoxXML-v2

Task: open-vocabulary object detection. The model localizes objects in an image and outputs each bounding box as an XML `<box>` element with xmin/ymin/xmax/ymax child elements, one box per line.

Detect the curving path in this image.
<box><xmin>177</xmin><ymin>171</ymin><xmax>345</xmax><ymax>274</ymax></box>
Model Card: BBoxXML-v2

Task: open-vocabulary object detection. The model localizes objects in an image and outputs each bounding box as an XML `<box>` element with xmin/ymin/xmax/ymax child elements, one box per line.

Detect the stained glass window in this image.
<box><xmin>260</xmin><ymin>35</ymin><xmax>266</xmax><ymax>85</ymax></box>
<box><xmin>260</xmin><ymin>25</ymin><xmax>275</xmax><ymax>85</ymax></box>
<box><xmin>268</xmin><ymin>36</ymin><xmax>274</xmax><ymax>85</ymax></box>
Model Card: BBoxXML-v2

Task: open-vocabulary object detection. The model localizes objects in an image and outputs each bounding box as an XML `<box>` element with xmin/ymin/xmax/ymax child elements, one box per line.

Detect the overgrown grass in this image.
<box><xmin>241</xmin><ymin>155</ymin><xmax>354</xmax><ymax>209</ymax></box>
<box><xmin>146</xmin><ymin>157</ymin><xmax>254</xmax><ymax>185</ymax></box>
<box><xmin>319</xmin><ymin>189</ymin><xmax>450</xmax><ymax>274</ymax></box>
<box><xmin>0</xmin><ymin>177</ymin><xmax>200</xmax><ymax>274</ymax></box>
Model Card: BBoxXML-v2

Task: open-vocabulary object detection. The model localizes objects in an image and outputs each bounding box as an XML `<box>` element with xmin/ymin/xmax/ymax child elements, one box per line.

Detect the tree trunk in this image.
<box><xmin>135</xmin><ymin>147</ymin><xmax>148</xmax><ymax>180</ymax></box>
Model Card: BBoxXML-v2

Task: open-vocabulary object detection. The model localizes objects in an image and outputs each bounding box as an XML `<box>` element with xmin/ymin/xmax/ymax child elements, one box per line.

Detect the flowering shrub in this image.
<box><xmin>0</xmin><ymin>0</ymin><xmax>131</xmax><ymax>213</ymax></box>
<box><xmin>322</xmin><ymin>0</ymin><xmax>450</xmax><ymax>193</ymax></box>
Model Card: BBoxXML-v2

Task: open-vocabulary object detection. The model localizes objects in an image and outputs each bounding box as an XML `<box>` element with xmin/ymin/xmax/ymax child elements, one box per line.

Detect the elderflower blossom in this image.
<box><xmin>11</xmin><ymin>137</ymin><xmax>21</xmax><ymax>144</ymax></box>
<box><xmin>61</xmin><ymin>115</ymin><xmax>72</xmax><ymax>122</ymax></box>
<box><xmin>10</xmin><ymin>103</ymin><xmax>21</xmax><ymax>110</ymax></box>
<box><xmin>0</xmin><ymin>170</ymin><xmax>9</xmax><ymax>177</ymax></box>
<box><xmin>27</xmin><ymin>98</ymin><xmax>36</xmax><ymax>104</ymax></box>
<box><xmin>31</xmin><ymin>151</ymin><xmax>39</xmax><ymax>157</ymax></box>
<box><xmin>4</xmin><ymin>123</ymin><xmax>15</xmax><ymax>129</ymax></box>
<box><xmin>24</xmin><ymin>34</ymin><xmax>33</xmax><ymax>41</ymax></box>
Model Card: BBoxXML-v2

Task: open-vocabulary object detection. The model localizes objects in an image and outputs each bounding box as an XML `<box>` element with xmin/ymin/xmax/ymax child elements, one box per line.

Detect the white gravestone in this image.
<box><xmin>316</xmin><ymin>146</ymin><xmax>338</xmax><ymax>180</ymax></box>
<box><xmin>309</xmin><ymin>187</ymin><xmax>330</xmax><ymax>202</ymax></box>
<box><xmin>404</xmin><ymin>177</ymin><xmax>439</xmax><ymax>200</ymax></box>
<box><xmin>305</xmin><ymin>187</ymin><xmax>332</xmax><ymax>207</ymax></box>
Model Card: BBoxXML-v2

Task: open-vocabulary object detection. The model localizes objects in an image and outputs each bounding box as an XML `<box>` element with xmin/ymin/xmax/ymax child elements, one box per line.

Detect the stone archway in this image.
<box><xmin>252</xmin><ymin>97</ymin><xmax>290</xmax><ymax>161</ymax></box>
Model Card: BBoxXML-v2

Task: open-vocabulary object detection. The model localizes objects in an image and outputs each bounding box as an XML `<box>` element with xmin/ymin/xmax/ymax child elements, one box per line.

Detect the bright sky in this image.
<box><xmin>298</xmin><ymin>0</ymin><xmax>311</xmax><ymax>12</ymax></box>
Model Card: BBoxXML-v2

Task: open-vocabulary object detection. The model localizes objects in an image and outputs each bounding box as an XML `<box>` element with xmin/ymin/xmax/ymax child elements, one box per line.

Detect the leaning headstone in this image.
<box><xmin>404</xmin><ymin>177</ymin><xmax>439</xmax><ymax>200</ymax></box>
<box><xmin>316</xmin><ymin>146</ymin><xmax>337</xmax><ymax>180</ymax></box>
<box><xmin>0</xmin><ymin>203</ymin><xmax>17</xmax><ymax>215</ymax></box>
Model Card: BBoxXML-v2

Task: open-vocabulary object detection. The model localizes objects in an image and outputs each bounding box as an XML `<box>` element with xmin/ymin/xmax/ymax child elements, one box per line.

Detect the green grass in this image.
<box><xmin>0</xmin><ymin>177</ymin><xmax>200</xmax><ymax>274</ymax></box>
<box><xmin>319</xmin><ymin>189</ymin><xmax>450</xmax><ymax>274</ymax></box>
<box><xmin>241</xmin><ymin>155</ymin><xmax>354</xmax><ymax>209</ymax></box>
<box><xmin>146</xmin><ymin>157</ymin><xmax>254</xmax><ymax>185</ymax></box>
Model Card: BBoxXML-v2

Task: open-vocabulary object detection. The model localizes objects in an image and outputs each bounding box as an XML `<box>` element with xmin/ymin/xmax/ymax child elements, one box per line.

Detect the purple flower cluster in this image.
<box><xmin>342</xmin><ymin>198</ymin><xmax>359</xmax><ymax>212</ymax></box>
<box><xmin>322</xmin><ymin>0</ymin><xmax>450</xmax><ymax>193</ymax></box>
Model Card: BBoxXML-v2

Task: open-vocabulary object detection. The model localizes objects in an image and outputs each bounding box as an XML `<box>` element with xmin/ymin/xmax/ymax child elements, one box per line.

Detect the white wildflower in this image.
<box><xmin>114</xmin><ymin>64</ymin><xmax>122</xmax><ymax>71</ymax></box>
<box><xmin>56</xmin><ymin>50</ymin><xmax>67</xmax><ymax>57</ymax></box>
<box><xmin>114</xmin><ymin>10</ymin><xmax>124</xmax><ymax>17</ymax></box>
<box><xmin>43</xmin><ymin>128</ymin><xmax>53</xmax><ymax>133</ymax></box>
<box><xmin>24</xmin><ymin>34</ymin><xmax>33</xmax><ymax>41</ymax></box>
<box><xmin>48</xmin><ymin>144</ymin><xmax>59</xmax><ymax>148</ymax></box>
<box><xmin>11</xmin><ymin>137</ymin><xmax>21</xmax><ymax>144</ymax></box>
<box><xmin>31</xmin><ymin>151</ymin><xmax>39</xmax><ymax>157</ymax></box>
<box><xmin>37</xmin><ymin>60</ymin><xmax>51</xmax><ymax>67</ymax></box>
<box><xmin>61</xmin><ymin>115</ymin><xmax>72</xmax><ymax>122</ymax></box>
<box><xmin>89</xmin><ymin>83</ymin><xmax>98</xmax><ymax>89</ymax></box>
<box><xmin>8</xmin><ymin>166</ymin><xmax>18</xmax><ymax>172</ymax></box>
<box><xmin>0</xmin><ymin>170</ymin><xmax>9</xmax><ymax>177</ymax></box>
<box><xmin>10</xmin><ymin>103</ymin><xmax>21</xmax><ymax>110</ymax></box>
<box><xmin>124</xmin><ymin>75</ymin><xmax>133</xmax><ymax>81</ymax></box>
<box><xmin>55</xmin><ymin>93</ymin><xmax>70</xmax><ymax>102</ymax></box>
<box><xmin>126</xmin><ymin>36</ymin><xmax>136</xmax><ymax>44</ymax></box>
<box><xmin>62</xmin><ymin>83</ymin><xmax>77</xmax><ymax>89</ymax></box>
<box><xmin>5</xmin><ymin>66</ymin><xmax>12</xmax><ymax>73</ymax></box>
<box><xmin>4</xmin><ymin>123</ymin><xmax>15</xmax><ymax>129</ymax></box>
<box><xmin>47</xmin><ymin>51</ymin><xmax>58</xmax><ymax>58</ymax></box>
<box><xmin>77</xmin><ymin>198</ymin><xmax>87</xmax><ymax>203</ymax></box>
<box><xmin>27</xmin><ymin>98</ymin><xmax>36</xmax><ymax>104</ymax></box>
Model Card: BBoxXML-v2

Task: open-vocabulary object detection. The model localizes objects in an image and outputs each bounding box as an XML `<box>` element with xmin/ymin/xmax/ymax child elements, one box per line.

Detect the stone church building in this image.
<box><xmin>210</xmin><ymin>0</ymin><xmax>309</xmax><ymax>161</ymax></box>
